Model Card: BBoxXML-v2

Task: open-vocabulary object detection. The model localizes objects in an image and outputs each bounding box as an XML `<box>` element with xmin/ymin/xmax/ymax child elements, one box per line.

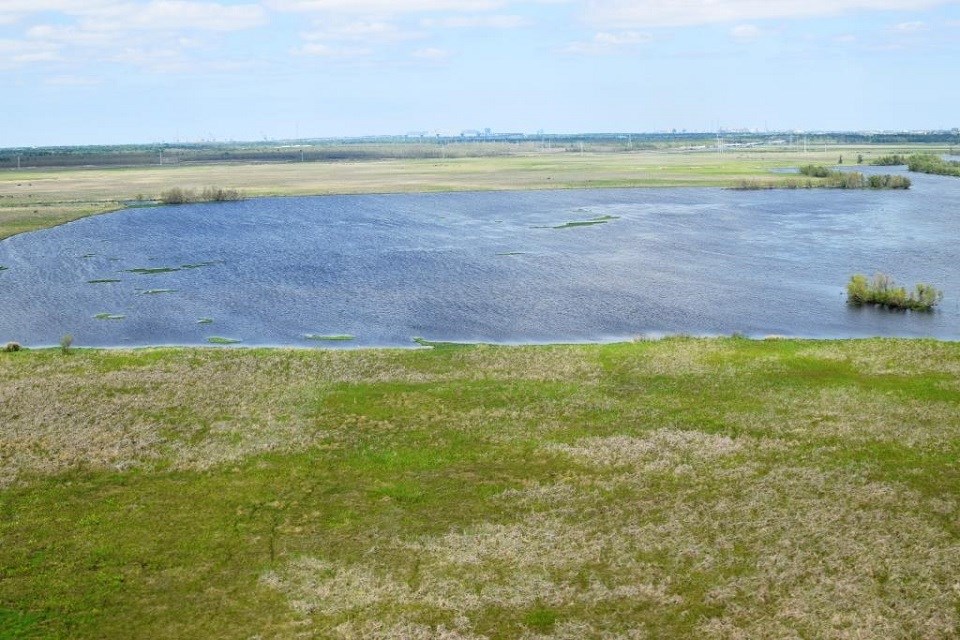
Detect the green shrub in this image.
<box><xmin>732</xmin><ymin>179</ymin><xmax>771</xmax><ymax>190</ymax></box>
<box><xmin>867</xmin><ymin>174</ymin><xmax>911</xmax><ymax>189</ymax></box>
<box><xmin>159</xmin><ymin>187</ymin><xmax>192</xmax><ymax>204</ymax></box>
<box><xmin>872</xmin><ymin>154</ymin><xmax>907</xmax><ymax>166</ymax></box>
<box><xmin>906</xmin><ymin>154</ymin><xmax>960</xmax><ymax>177</ymax></box>
<box><xmin>846</xmin><ymin>273</ymin><xmax>943</xmax><ymax>311</ymax></box>
<box><xmin>794</xmin><ymin>166</ymin><xmax>906</xmax><ymax>190</ymax></box>
<box><xmin>200</xmin><ymin>186</ymin><xmax>244</xmax><ymax>202</ymax></box>
<box><xmin>799</xmin><ymin>164</ymin><xmax>831</xmax><ymax>178</ymax></box>
<box><xmin>159</xmin><ymin>186</ymin><xmax>244</xmax><ymax>204</ymax></box>
<box><xmin>3</xmin><ymin>342</ymin><xmax>22</xmax><ymax>352</ymax></box>
<box><xmin>59</xmin><ymin>334</ymin><xmax>73</xmax><ymax>354</ymax></box>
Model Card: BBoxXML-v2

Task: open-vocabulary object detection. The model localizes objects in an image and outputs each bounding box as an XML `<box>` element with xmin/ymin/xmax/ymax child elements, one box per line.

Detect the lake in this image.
<box><xmin>1</xmin><ymin>169</ymin><xmax>959</xmax><ymax>347</ymax></box>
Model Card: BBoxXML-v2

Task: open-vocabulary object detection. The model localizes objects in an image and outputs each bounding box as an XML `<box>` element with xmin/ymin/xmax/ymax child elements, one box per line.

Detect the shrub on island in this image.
<box><xmin>847</xmin><ymin>273</ymin><xmax>943</xmax><ymax>311</ymax></box>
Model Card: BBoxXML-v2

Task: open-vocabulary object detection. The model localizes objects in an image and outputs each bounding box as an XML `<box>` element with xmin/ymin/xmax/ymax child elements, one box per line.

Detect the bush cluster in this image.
<box><xmin>867</xmin><ymin>174</ymin><xmax>911</xmax><ymax>189</ymax></box>
<box><xmin>159</xmin><ymin>186</ymin><xmax>244</xmax><ymax>205</ymax></box>
<box><xmin>871</xmin><ymin>154</ymin><xmax>908</xmax><ymax>166</ymax></box>
<box><xmin>799</xmin><ymin>164</ymin><xmax>832</xmax><ymax>178</ymax></box>
<box><xmin>796</xmin><ymin>165</ymin><xmax>909</xmax><ymax>189</ymax></box>
<box><xmin>847</xmin><ymin>273</ymin><xmax>943</xmax><ymax>311</ymax></box>
<box><xmin>905</xmin><ymin>154</ymin><xmax>960</xmax><ymax>178</ymax></box>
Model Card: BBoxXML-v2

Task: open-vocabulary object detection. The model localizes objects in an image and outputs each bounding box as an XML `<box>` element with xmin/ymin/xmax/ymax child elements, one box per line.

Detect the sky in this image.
<box><xmin>1</xmin><ymin>0</ymin><xmax>960</xmax><ymax>146</ymax></box>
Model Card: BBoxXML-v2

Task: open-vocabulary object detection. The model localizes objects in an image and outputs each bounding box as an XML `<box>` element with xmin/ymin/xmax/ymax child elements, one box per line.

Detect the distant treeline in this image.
<box><xmin>2</xmin><ymin>130</ymin><xmax>958</xmax><ymax>169</ymax></box>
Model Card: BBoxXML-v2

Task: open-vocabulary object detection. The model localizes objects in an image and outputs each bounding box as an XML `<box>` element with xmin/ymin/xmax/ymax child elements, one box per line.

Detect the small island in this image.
<box><xmin>847</xmin><ymin>273</ymin><xmax>943</xmax><ymax>311</ymax></box>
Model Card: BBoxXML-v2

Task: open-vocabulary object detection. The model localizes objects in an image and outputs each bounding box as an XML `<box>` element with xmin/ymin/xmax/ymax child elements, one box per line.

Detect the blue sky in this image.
<box><xmin>2</xmin><ymin>0</ymin><xmax>959</xmax><ymax>146</ymax></box>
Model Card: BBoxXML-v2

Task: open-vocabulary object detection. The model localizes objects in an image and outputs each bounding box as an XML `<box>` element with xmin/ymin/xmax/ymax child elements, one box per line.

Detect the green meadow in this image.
<box><xmin>1</xmin><ymin>339</ymin><xmax>958</xmax><ymax>638</ymax></box>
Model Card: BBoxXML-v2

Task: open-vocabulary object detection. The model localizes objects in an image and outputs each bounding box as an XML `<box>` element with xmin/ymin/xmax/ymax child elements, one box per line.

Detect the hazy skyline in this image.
<box><xmin>2</xmin><ymin>0</ymin><xmax>960</xmax><ymax>146</ymax></box>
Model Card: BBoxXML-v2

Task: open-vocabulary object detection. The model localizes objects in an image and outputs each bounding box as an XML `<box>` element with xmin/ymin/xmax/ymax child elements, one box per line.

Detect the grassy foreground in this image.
<box><xmin>0</xmin><ymin>145</ymin><xmax>932</xmax><ymax>240</ymax></box>
<box><xmin>1</xmin><ymin>338</ymin><xmax>958</xmax><ymax>638</ymax></box>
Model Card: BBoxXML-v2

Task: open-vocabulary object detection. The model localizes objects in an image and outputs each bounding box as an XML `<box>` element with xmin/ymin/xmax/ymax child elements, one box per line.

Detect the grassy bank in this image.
<box><xmin>1</xmin><ymin>339</ymin><xmax>958</xmax><ymax>638</ymax></box>
<box><xmin>0</xmin><ymin>145</ymin><xmax>936</xmax><ymax>240</ymax></box>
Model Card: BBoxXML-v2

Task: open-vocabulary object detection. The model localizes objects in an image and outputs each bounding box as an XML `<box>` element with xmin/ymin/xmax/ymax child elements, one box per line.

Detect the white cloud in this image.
<box><xmin>411</xmin><ymin>46</ymin><xmax>451</xmax><ymax>59</ymax></box>
<box><xmin>44</xmin><ymin>74</ymin><xmax>103</xmax><ymax>85</ymax></box>
<box><xmin>730</xmin><ymin>24</ymin><xmax>761</xmax><ymax>39</ymax></box>
<box><xmin>81</xmin><ymin>1</ymin><xmax>266</xmax><ymax>32</ymax></box>
<box><xmin>2</xmin><ymin>1</ymin><xmax>265</xmax><ymax>32</ymax></box>
<box><xmin>585</xmin><ymin>0</ymin><xmax>956</xmax><ymax>28</ymax></box>
<box><xmin>1</xmin><ymin>2</ymin><xmax>265</xmax><ymax>72</ymax></box>
<box><xmin>420</xmin><ymin>14</ymin><xmax>526</xmax><ymax>28</ymax></box>
<box><xmin>301</xmin><ymin>20</ymin><xmax>424</xmax><ymax>42</ymax></box>
<box><xmin>562</xmin><ymin>30</ymin><xmax>652</xmax><ymax>54</ymax></box>
<box><xmin>295</xmin><ymin>42</ymin><xmax>374</xmax><ymax>57</ymax></box>
<box><xmin>892</xmin><ymin>20</ymin><xmax>927</xmax><ymax>31</ymax></box>
<box><xmin>0</xmin><ymin>38</ymin><xmax>62</xmax><ymax>67</ymax></box>
<box><xmin>268</xmin><ymin>0</ymin><xmax>504</xmax><ymax>13</ymax></box>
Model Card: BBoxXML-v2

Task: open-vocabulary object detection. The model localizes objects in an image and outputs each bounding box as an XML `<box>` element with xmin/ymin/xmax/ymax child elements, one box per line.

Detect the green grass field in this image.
<box><xmin>0</xmin><ymin>145</ymin><xmax>935</xmax><ymax>240</ymax></box>
<box><xmin>1</xmin><ymin>339</ymin><xmax>958</xmax><ymax>638</ymax></box>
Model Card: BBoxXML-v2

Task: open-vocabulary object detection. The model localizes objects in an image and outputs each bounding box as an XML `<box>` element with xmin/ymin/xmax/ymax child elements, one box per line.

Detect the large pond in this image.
<box><xmin>1</xmin><ymin>168</ymin><xmax>959</xmax><ymax>347</ymax></box>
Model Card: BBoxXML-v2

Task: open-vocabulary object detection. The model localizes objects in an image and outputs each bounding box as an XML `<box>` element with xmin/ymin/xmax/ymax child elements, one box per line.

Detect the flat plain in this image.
<box><xmin>1</xmin><ymin>339</ymin><xmax>958</xmax><ymax>638</ymax></box>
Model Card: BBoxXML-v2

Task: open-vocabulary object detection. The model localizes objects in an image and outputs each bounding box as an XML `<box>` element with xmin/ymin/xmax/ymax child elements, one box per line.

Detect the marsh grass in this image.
<box><xmin>87</xmin><ymin>278</ymin><xmax>121</xmax><ymax>284</ymax></box>
<box><xmin>0</xmin><ymin>339</ymin><xmax>958</xmax><ymax>638</ymax></box>
<box><xmin>304</xmin><ymin>334</ymin><xmax>355</xmax><ymax>342</ymax></box>
<box><xmin>207</xmin><ymin>336</ymin><xmax>241</xmax><ymax>344</ymax></box>
<box><xmin>92</xmin><ymin>313</ymin><xmax>125</xmax><ymax>321</ymax></box>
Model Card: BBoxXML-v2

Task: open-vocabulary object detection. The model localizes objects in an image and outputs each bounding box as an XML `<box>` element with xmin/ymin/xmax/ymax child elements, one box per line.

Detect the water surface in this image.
<box><xmin>1</xmin><ymin>170</ymin><xmax>958</xmax><ymax>347</ymax></box>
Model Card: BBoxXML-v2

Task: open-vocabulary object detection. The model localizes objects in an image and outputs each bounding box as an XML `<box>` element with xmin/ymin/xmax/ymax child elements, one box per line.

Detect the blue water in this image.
<box><xmin>1</xmin><ymin>171</ymin><xmax>959</xmax><ymax>347</ymax></box>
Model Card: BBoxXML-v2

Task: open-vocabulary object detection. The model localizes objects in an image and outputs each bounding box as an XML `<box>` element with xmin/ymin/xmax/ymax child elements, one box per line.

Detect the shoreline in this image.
<box><xmin>6</xmin><ymin>334</ymin><xmax>959</xmax><ymax>353</ymax></box>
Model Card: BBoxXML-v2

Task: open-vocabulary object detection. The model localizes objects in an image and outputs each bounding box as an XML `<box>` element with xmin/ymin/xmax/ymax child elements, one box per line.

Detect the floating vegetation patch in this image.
<box><xmin>0</xmin><ymin>266</ymin><xmax>7</xmax><ymax>272</ymax></box>
<box><xmin>87</xmin><ymin>278</ymin><xmax>121</xmax><ymax>284</ymax></box>
<box><xmin>535</xmin><ymin>214</ymin><xmax>620</xmax><ymax>229</ymax></box>
<box><xmin>197</xmin><ymin>318</ymin><xmax>214</xmax><ymax>325</ymax></box>
<box><xmin>180</xmin><ymin>261</ymin><xmax>222</xmax><ymax>270</ymax></box>
<box><xmin>124</xmin><ymin>267</ymin><xmax>180</xmax><ymax>275</ymax></box>
<box><xmin>137</xmin><ymin>288</ymin><xmax>177</xmax><ymax>295</ymax></box>
<box><xmin>304</xmin><ymin>333</ymin><xmax>355</xmax><ymax>342</ymax></box>
<box><xmin>207</xmin><ymin>336</ymin><xmax>241</xmax><ymax>345</ymax></box>
<box><xmin>80</xmin><ymin>253</ymin><xmax>97</xmax><ymax>259</ymax></box>
<box><xmin>93</xmin><ymin>313</ymin><xmax>125</xmax><ymax>321</ymax></box>
<box><xmin>496</xmin><ymin>252</ymin><xmax>528</xmax><ymax>256</ymax></box>
<box><xmin>413</xmin><ymin>337</ymin><xmax>476</xmax><ymax>349</ymax></box>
